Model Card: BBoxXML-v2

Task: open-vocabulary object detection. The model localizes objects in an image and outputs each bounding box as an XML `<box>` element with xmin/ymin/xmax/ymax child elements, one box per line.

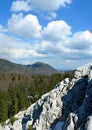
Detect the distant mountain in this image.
<box><xmin>0</xmin><ymin>59</ymin><xmax>58</xmax><ymax>75</ymax></box>
<box><xmin>29</xmin><ymin>62</ymin><xmax>58</xmax><ymax>75</ymax></box>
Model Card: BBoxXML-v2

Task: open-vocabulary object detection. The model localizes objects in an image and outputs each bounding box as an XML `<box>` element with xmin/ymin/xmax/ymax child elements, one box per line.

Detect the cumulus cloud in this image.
<box><xmin>42</xmin><ymin>20</ymin><xmax>72</xmax><ymax>41</ymax></box>
<box><xmin>11</xmin><ymin>0</ymin><xmax>72</xmax><ymax>12</ymax></box>
<box><xmin>36</xmin><ymin>41</ymin><xmax>60</xmax><ymax>55</ymax></box>
<box><xmin>30</xmin><ymin>0</ymin><xmax>72</xmax><ymax>11</ymax></box>
<box><xmin>0</xmin><ymin>32</ymin><xmax>45</xmax><ymax>62</ymax></box>
<box><xmin>67</xmin><ymin>30</ymin><xmax>92</xmax><ymax>50</ymax></box>
<box><xmin>10</xmin><ymin>0</ymin><xmax>72</xmax><ymax>19</ymax></box>
<box><xmin>8</xmin><ymin>13</ymin><xmax>42</xmax><ymax>39</ymax></box>
<box><xmin>1</xmin><ymin>16</ymin><xmax>92</xmax><ymax>66</ymax></box>
<box><xmin>37</xmin><ymin>28</ymin><xmax>92</xmax><ymax>61</ymax></box>
<box><xmin>11</xmin><ymin>0</ymin><xmax>31</xmax><ymax>12</ymax></box>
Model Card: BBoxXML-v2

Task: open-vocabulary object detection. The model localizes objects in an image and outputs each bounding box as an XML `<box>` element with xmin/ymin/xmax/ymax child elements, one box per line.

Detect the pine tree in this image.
<box><xmin>0</xmin><ymin>91</ymin><xmax>8</xmax><ymax>122</ymax></box>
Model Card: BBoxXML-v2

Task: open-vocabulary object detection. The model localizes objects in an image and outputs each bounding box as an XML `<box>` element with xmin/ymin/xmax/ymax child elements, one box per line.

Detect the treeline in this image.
<box><xmin>0</xmin><ymin>71</ymin><xmax>74</xmax><ymax>123</ymax></box>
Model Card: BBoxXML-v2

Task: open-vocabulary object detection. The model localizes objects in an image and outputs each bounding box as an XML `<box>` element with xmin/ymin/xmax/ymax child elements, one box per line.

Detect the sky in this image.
<box><xmin>0</xmin><ymin>0</ymin><xmax>92</xmax><ymax>70</ymax></box>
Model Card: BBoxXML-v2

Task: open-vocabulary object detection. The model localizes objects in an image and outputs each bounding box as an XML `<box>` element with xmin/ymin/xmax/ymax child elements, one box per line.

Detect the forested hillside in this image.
<box><xmin>0</xmin><ymin>59</ymin><xmax>57</xmax><ymax>75</ymax></box>
<box><xmin>0</xmin><ymin>72</ymin><xmax>74</xmax><ymax>123</ymax></box>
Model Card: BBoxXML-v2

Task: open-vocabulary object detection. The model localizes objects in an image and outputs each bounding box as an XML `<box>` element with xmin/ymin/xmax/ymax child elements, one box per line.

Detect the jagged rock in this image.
<box><xmin>85</xmin><ymin>115</ymin><xmax>92</xmax><ymax>130</ymax></box>
<box><xmin>63</xmin><ymin>63</ymin><xmax>92</xmax><ymax>130</ymax></box>
<box><xmin>0</xmin><ymin>63</ymin><xmax>92</xmax><ymax>130</ymax></box>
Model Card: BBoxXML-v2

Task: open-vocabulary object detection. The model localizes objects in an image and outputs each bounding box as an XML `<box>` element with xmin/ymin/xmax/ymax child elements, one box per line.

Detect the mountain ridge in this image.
<box><xmin>0</xmin><ymin>59</ymin><xmax>58</xmax><ymax>75</ymax></box>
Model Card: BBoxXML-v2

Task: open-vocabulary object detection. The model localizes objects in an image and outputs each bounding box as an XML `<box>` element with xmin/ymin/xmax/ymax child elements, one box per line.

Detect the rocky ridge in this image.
<box><xmin>0</xmin><ymin>63</ymin><xmax>92</xmax><ymax>130</ymax></box>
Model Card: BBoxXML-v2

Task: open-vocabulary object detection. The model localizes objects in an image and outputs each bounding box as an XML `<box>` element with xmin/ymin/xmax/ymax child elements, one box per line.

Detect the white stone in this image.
<box><xmin>1</xmin><ymin>63</ymin><xmax>92</xmax><ymax>130</ymax></box>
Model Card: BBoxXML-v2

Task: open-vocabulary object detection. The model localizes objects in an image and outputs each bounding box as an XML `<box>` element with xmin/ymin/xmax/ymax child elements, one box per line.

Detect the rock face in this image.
<box><xmin>63</xmin><ymin>64</ymin><xmax>92</xmax><ymax>130</ymax></box>
<box><xmin>0</xmin><ymin>63</ymin><xmax>92</xmax><ymax>130</ymax></box>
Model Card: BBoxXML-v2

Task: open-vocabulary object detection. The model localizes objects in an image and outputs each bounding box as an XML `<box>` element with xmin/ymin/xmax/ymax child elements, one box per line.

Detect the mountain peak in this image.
<box><xmin>0</xmin><ymin>59</ymin><xmax>57</xmax><ymax>75</ymax></box>
<box><xmin>31</xmin><ymin>61</ymin><xmax>49</xmax><ymax>67</ymax></box>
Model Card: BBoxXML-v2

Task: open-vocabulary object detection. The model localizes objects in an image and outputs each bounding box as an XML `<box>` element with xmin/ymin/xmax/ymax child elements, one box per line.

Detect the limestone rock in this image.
<box><xmin>0</xmin><ymin>63</ymin><xmax>92</xmax><ymax>130</ymax></box>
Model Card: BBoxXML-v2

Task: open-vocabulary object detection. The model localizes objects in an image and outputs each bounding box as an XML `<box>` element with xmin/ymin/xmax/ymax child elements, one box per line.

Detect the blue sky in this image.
<box><xmin>0</xmin><ymin>0</ymin><xmax>92</xmax><ymax>70</ymax></box>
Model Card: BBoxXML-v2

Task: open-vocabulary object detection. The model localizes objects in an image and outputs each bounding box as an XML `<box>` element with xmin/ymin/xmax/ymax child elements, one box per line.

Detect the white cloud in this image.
<box><xmin>36</xmin><ymin>40</ymin><xmax>60</xmax><ymax>55</ymax></box>
<box><xmin>0</xmin><ymin>32</ymin><xmax>45</xmax><ymax>62</ymax></box>
<box><xmin>11</xmin><ymin>0</ymin><xmax>31</xmax><ymax>12</ymax></box>
<box><xmin>50</xmin><ymin>12</ymin><xmax>57</xmax><ymax>19</ymax></box>
<box><xmin>10</xmin><ymin>0</ymin><xmax>72</xmax><ymax>19</ymax></box>
<box><xmin>8</xmin><ymin>13</ymin><xmax>42</xmax><ymax>39</ymax></box>
<box><xmin>42</xmin><ymin>20</ymin><xmax>72</xmax><ymax>41</ymax></box>
<box><xmin>44</xmin><ymin>12</ymin><xmax>57</xmax><ymax>20</ymax></box>
<box><xmin>1</xmin><ymin>17</ymin><xmax>92</xmax><ymax>68</ymax></box>
<box><xmin>67</xmin><ymin>30</ymin><xmax>92</xmax><ymax>50</ymax></box>
<box><xmin>11</xmin><ymin>0</ymin><xmax>72</xmax><ymax>12</ymax></box>
<box><xmin>0</xmin><ymin>25</ymin><xmax>4</xmax><ymax>31</ymax></box>
<box><xmin>36</xmin><ymin>28</ymin><xmax>92</xmax><ymax>61</ymax></box>
<box><xmin>65</xmin><ymin>59</ymin><xmax>75</xmax><ymax>63</ymax></box>
<box><xmin>30</xmin><ymin>0</ymin><xmax>72</xmax><ymax>11</ymax></box>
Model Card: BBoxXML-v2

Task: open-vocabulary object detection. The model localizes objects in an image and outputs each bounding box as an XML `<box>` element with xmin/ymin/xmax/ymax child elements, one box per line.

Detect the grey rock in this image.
<box><xmin>0</xmin><ymin>63</ymin><xmax>92</xmax><ymax>130</ymax></box>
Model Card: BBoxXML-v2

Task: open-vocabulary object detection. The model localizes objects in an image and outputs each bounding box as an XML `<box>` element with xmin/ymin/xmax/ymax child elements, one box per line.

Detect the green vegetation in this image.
<box><xmin>27</xmin><ymin>125</ymin><xmax>34</xmax><ymax>130</ymax></box>
<box><xmin>10</xmin><ymin>117</ymin><xmax>18</xmax><ymax>125</ymax></box>
<box><xmin>0</xmin><ymin>71</ymin><xmax>74</xmax><ymax>123</ymax></box>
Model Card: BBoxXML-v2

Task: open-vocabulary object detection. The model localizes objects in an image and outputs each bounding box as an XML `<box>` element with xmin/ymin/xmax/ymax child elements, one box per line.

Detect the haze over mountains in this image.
<box><xmin>0</xmin><ymin>59</ymin><xmax>58</xmax><ymax>75</ymax></box>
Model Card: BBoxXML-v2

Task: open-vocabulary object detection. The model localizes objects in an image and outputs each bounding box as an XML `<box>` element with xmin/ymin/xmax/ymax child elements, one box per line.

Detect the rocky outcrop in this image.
<box><xmin>0</xmin><ymin>63</ymin><xmax>92</xmax><ymax>130</ymax></box>
<box><xmin>63</xmin><ymin>63</ymin><xmax>92</xmax><ymax>130</ymax></box>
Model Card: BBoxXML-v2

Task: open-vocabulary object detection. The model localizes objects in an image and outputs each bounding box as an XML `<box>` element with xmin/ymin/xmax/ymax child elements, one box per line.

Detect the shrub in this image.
<box><xmin>27</xmin><ymin>125</ymin><xmax>34</xmax><ymax>130</ymax></box>
<box><xmin>10</xmin><ymin>117</ymin><xmax>18</xmax><ymax>125</ymax></box>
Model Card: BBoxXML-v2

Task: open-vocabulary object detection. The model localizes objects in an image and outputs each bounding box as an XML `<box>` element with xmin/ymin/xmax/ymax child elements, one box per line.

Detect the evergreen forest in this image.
<box><xmin>0</xmin><ymin>72</ymin><xmax>74</xmax><ymax>123</ymax></box>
